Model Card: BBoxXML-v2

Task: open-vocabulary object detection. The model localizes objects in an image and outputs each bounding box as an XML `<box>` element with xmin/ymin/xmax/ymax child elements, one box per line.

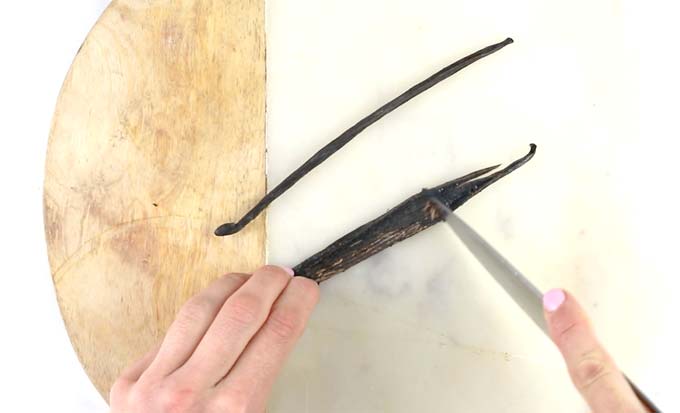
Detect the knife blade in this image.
<box><xmin>431</xmin><ymin>198</ymin><xmax>547</xmax><ymax>334</ymax></box>
<box><xmin>430</xmin><ymin>197</ymin><xmax>660</xmax><ymax>412</ymax></box>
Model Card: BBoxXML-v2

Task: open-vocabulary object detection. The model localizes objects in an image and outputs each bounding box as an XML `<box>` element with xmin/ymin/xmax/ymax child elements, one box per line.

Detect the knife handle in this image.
<box><xmin>625</xmin><ymin>375</ymin><xmax>661</xmax><ymax>412</ymax></box>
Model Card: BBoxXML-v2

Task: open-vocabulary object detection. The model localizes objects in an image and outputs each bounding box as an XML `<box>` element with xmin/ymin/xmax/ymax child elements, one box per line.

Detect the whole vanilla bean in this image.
<box><xmin>215</xmin><ymin>37</ymin><xmax>514</xmax><ymax>236</ymax></box>
<box><xmin>293</xmin><ymin>144</ymin><xmax>536</xmax><ymax>283</ymax></box>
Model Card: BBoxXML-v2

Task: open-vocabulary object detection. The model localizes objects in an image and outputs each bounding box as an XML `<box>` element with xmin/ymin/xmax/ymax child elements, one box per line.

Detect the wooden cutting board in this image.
<box><xmin>43</xmin><ymin>0</ymin><xmax>265</xmax><ymax>398</ymax></box>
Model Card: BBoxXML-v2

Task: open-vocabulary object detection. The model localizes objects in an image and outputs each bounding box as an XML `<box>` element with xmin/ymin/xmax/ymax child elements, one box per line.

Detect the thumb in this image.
<box><xmin>542</xmin><ymin>289</ymin><xmax>645</xmax><ymax>413</ymax></box>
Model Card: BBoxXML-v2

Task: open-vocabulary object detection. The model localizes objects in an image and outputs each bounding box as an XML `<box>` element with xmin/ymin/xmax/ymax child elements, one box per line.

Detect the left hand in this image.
<box><xmin>109</xmin><ymin>265</ymin><xmax>320</xmax><ymax>413</ymax></box>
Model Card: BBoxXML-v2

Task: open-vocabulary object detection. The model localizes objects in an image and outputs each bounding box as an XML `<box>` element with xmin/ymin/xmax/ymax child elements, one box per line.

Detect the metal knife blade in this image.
<box><xmin>430</xmin><ymin>198</ymin><xmax>547</xmax><ymax>334</ymax></box>
<box><xmin>430</xmin><ymin>197</ymin><xmax>660</xmax><ymax>412</ymax></box>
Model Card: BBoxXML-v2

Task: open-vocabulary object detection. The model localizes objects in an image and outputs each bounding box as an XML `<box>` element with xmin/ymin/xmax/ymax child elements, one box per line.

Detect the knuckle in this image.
<box><xmin>555</xmin><ymin>320</ymin><xmax>579</xmax><ymax>345</ymax></box>
<box><xmin>259</xmin><ymin>264</ymin><xmax>286</xmax><ymax>274</ymax></box>
<box><xmin>109</xmin><ymin>378</ymin><xmax>131</xmax><ymax>405</ymax></box>
<box><xmin>126</xmin><ymin>382</ymin><xmax>154</xmax><ymax>409</ymax></box>
<box><xmin>267</xmin><ymin>307</ymin><xmax>303</xmax><ymax>340</ymax></box>
<box><xmin>292</xmin><ymin>277</ymin><xmax>320</xmax><ymax>304</ymax></box>
<box><xmin>225</xmin><ymin>293</ymin><xmax>262</xmax><ymax>326</ymax></box>
<box><xmin>156</xmin><ymin>382</ymin><xmax>198</xmax><ymax>413</ymax></box>
<box><xmin>210</xmin><ymin>387</ymin><xmax>251</xmax><ymax>413</ymax></box>
<box><xmin>572</xmin><ymin>353</ymin><xmax>612</xmax><ymax>391</ymax></box>
<box><xmin>257</xmin><ymin>265</ymin><xmax>291</xmax><ymax>282</ymax></box>
<box><xmin>224</xmin><ymin>272</ymin><xmax>249</xmax><ymax>284</ymax></box>
<box><xmin>179</xmin><ymin>296</ymin><xmax>216</xmax><ymax>322</ymax></box>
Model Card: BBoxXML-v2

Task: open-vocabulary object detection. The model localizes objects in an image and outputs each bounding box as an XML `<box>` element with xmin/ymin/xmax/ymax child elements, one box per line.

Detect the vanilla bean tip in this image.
<box><xmin>213</xmin><ymin>39</ymin><xmax>517</xmax><ymax>239</ymax></box>
<box><xmin>214</xmin><ymin>222</ymin><xmax>241</xmax><ymax>236</ymax></box>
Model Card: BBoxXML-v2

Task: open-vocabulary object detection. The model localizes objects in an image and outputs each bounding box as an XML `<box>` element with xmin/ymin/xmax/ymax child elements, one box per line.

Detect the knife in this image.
<box><xmin>430</xmin><ymin>198</ymin><xmax>660</xmax><ymax>412</ymax></box>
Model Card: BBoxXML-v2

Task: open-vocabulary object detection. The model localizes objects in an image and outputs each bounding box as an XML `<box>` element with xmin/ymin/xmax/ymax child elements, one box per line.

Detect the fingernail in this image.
<box><xmin>543</xmin><ymin>288</ymin><xmax>566</xmax><ymax>312</ymax></box>
<box><xmin>279</xmin><ymin>266</ymin><xmax>295</xmax><ymax>276</ymax></box>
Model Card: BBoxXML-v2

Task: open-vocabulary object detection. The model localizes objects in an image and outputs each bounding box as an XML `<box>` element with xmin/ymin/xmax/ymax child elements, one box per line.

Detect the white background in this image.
<box><xmin>1</xmin><ymin>2</ymin><xmax>111</xmax><ymax>412</ymax></box>
<box><xmin>1</xmin><ymin>1</ymin><xmax>678</xmax><ymax>412</ymax></box>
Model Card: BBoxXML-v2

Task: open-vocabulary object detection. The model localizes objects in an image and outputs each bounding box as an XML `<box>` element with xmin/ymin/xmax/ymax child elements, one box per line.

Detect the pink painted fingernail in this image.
<box><xmin>280</xmin><ymin>266</ymin><xmax>295</xmax><ymax>276</ymax></box>
<box><xmin>543</xmin><ymin>288</ymin><xmax>565</xmax><ymax>312</ymax></box>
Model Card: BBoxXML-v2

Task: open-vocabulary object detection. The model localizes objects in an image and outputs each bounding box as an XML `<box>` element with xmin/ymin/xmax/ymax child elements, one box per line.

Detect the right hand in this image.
<box><xmin>542</xmin><ymin>288</ymin><xmax>649</xmax><ymax>413</ymax></box>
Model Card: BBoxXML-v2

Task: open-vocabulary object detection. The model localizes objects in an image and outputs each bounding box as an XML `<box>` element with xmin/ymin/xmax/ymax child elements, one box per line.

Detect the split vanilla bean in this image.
<box><xmin>214</xmin><ymin>37</ymin><xmax>514</xmax><ymax>236</ymax></box>
<box><xmin>293</xmin><ymin>144</ymin><xmax>536</xmax><ymax>283</ymax></box>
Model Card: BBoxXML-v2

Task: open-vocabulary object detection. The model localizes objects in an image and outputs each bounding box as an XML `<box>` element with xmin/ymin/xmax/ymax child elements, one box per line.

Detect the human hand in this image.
<box><xmin>542</xmin><ymin>289</ymin><xmax>647</xmax><ymax>413</ymax></box>
<box><xmin>109</xmin><ymin>265</ymin><xmax>320</xmax><ymax>413</ymax></box>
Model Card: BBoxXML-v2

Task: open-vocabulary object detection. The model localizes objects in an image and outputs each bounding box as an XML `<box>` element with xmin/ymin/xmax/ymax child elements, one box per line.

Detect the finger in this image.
<box><xmin>176</xmin><ymin>265</ymin><xmax>294</xmax><ymax>387</ymax></box>
<box><xmin>142</xmin><ymin>273</ymin><xmax>251</xmax><ymax>379</ymax></box>
<box><xmin>119</xmin><ymin>343</ymin><xmax>162</xmax><ymax>382</ymax></box>
<box><xmin>542</xmin><ymin>289</ymin><xmax>644</xmax><ymax>413</ymax></box>
<box><xmin>214</xmin><ymin>277</ymin><xmax>319</xmax><ymax>409</ymax></box>
<box><xmin>110</xmin><ymin>343</ymin><xmax>162</xmax><ymax>403</ymax></box>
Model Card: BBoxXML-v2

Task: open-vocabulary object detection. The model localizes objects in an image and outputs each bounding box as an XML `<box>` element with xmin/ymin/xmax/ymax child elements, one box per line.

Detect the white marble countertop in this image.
<box><xmin>265</xmin><ymin>0</ymin><xmax>679</xmax><ymax>411</ymax></box>
<box><xmin>1</xmin><ymin>1</ymin><xmax>678</xmax><ymax>412</ymax></box>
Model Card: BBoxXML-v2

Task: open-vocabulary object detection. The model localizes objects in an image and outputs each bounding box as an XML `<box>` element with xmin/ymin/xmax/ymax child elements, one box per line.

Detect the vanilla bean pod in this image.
<box><xmin>293</xmin><ymin>144</ymin><xmax>536</xmax><ymax>283</ymax></box>
<box><xmin>214</xmin><ymin>37</ymin><xmax>514</xmax><ymax>236</ymax></box>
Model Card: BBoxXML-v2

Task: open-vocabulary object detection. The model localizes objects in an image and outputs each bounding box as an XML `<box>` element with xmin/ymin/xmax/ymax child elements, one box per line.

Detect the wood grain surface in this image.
<box><xmin>43</xmin><ymin>0</ymin><xmax>265</xmax><ymax>398</ymax></box>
